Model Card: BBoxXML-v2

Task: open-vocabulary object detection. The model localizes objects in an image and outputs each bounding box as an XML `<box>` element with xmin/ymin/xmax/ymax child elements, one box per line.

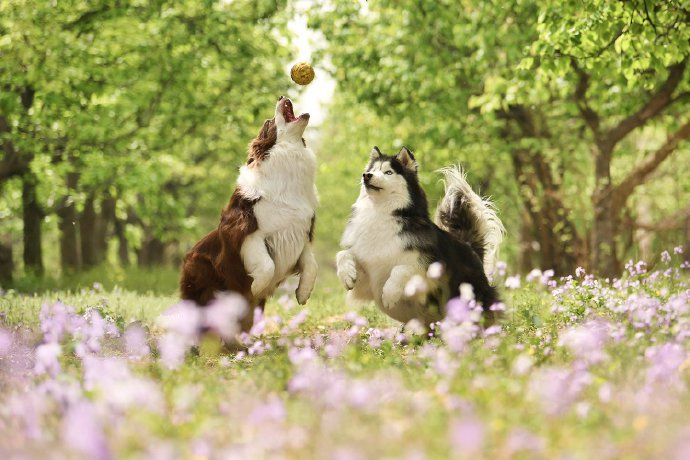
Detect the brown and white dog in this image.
<box><xmin>180</xmin><ymin>96</ymin><xmax>318</xmax><ymax>331</ymax></box>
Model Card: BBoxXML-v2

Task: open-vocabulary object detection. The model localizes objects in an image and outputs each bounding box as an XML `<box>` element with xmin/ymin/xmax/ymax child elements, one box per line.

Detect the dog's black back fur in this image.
<box><xmin>381</xmin><ymin>152</ymin><xmax>499</xmax><ymax>312</ymax></box>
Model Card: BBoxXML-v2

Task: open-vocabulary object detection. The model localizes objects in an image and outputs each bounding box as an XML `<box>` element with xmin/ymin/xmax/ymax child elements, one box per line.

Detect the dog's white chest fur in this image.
<box><xmin>238</xmin><ymin>140</ymin><xmax>318</xmax><ymax>289</ymax></box>
<box><xmin>342</xmin><ymin>197</ymin><xmax>420</xmax><ymax>303</ymax></box>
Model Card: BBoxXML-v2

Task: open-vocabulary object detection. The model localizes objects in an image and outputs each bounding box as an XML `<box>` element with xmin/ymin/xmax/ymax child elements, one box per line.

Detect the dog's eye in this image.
<box><xmin>385</xmin><ymin>170</ymin><xmax>393</xmax><ymax>175</ymax></box>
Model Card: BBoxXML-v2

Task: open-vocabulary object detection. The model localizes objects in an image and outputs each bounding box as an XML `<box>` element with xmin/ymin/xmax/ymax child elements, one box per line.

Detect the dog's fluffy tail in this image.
<box><xmin>435</xmin><ymin>166</ymin><xmax>505</xmax><ymax>280</ymax></box>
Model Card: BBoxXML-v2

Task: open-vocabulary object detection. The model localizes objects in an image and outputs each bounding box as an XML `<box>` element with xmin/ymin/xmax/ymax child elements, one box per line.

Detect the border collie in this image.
<box><xmin>336</xmin><ymin>146</ymin><xmax>504</xmax><ymax>326</ymax></box>
<box><xmin>180</xmin><ymin>96</ymin><xmax>318</xmax><ymax>331</ymax></box>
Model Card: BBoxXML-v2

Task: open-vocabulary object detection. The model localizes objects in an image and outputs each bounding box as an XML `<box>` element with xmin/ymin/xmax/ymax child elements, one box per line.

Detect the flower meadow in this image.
<box><xmin>2</xmin><ymin>250</ymin><xmax>690</xmax><ymax>459</ymax></box>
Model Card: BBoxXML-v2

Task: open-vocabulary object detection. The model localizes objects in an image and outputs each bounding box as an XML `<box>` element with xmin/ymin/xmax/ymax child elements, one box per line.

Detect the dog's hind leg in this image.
<box><xmin>241</xmin><ymin>232</ymin><xmax>275</xmax><ymax>298</ymax></box>
<box><xmin>381</xmin><ymin>265</ymin><xmax>419</xmax><ymax>311</ymax></box>
<box><xmin>296</xmin><ymin>243</ymin><xmax>318</xmax><ymax>305</ymax></box>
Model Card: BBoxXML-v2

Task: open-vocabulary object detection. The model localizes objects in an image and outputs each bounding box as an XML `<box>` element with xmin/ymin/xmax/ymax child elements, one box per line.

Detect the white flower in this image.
<box><xmin>505</xmin><ymin>275</ymin><xmax>521</xmax><ymax>289</ymax></box>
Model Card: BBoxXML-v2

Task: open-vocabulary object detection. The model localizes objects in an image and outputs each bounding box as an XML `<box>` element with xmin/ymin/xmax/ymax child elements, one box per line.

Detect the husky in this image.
<box><xmin>180</xmin><ymin>96</ymin><xmax>318</xmax><ymax>332</ymax></box>
<box><xmin>336</xmin><ymin>146</ymin><xmax>504</xmax><ymax>326</ymax></box>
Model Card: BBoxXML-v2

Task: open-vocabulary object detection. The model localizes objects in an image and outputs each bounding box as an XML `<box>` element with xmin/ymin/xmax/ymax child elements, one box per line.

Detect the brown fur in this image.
<box><xmin>246</xmin><ymin>118</ymin><xmax>276</xmax><ymax>166</ymax></box>
<box><xmin>180</xmin><ymin>116</ymin><xmax>278</xmax><ymax>316</ymax></box>
<box><xmin>179</xmin><ymin>188</ymin><xmax>263</xmax><ymax>332</ymax></box>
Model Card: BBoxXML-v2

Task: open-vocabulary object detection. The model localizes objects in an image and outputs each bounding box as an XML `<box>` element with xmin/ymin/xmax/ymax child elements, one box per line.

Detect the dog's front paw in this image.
<box><xmin>381</xmin><ymin>282</ymin><xmax>403</xmax><ymax>310</ymax></box>
<box><xmin>336</xmin><ymin>252</ymin><xmax>357</xmax><ymax>290</ymax></box>
<box><xmin>295</xmin><ymin>285</ymin><xmax>312</xmax><ymax>305</ymax></box>
<box><xmin>250</xmin><ymin>265</ymin><xmax>275</xmax><ymax>298</ymax></box>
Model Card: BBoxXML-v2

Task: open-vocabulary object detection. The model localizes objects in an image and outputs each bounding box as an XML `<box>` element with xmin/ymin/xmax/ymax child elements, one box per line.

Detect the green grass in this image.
<box><xmin>2</xmin><ymin>264</ymin><xmax>690</xmax><ymax>459</ymax></box>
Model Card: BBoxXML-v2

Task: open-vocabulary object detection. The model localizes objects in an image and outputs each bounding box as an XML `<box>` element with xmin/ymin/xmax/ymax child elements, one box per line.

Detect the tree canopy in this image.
<box><xmin>311</xmin><ymin>0</ymin><xmax>690</xmax><ymax>276</ymax></box>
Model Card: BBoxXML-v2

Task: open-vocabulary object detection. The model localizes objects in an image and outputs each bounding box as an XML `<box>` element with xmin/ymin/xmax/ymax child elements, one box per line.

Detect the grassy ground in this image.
<box><xmin>2</xmin><ymin>257</ymin><xmax>690</xmax><ymax>459</ymax></box>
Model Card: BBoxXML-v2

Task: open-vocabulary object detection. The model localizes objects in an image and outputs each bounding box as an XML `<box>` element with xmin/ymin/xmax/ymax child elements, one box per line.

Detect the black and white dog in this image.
<box><xmin>336</xmin><ymin>146</ymin><xmax>504</xmax><ymax>326</ymax></box>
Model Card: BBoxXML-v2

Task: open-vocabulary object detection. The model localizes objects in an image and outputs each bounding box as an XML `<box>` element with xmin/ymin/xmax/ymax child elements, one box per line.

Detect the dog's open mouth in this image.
<box><xmin>364</xmin><ymin>183</ymin><xmax>382</xmax><ymax>191</ymax></box>
<box><xmin>282</xmin><ymin>98</ymin><xmax>309</xmax><ymax>122</ymax></box>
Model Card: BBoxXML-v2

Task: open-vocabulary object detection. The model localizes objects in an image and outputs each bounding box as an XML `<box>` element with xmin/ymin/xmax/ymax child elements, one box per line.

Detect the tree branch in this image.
<box><xmin>571</xmin><ymin>58</ymin><xmax>601</xmax><ymax>138</ymax></box>
<box><xmin>604</xmin><ymin>58</ymin><xmax>688</xmax><ymax>150</ymax></box>
<box><xmin>613</xmin><ymin>119</ymin><xmax>690</xmax><ymax>208</ymax></box>
<box><xmin>634</xmin><ymin>204</ymin><xmax>690</xmax><ymax>232</ymax></box>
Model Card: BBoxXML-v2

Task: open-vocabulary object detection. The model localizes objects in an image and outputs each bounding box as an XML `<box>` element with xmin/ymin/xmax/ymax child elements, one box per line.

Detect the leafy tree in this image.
<box><xmin>310</xmin><ymin>0</ymin><xmax>690</xmax><ymax>276</ymax></box>
<box><xmin>1</xmin><ymin>0</ymin><xmax>293</xmax><ymax>277</ymax></box>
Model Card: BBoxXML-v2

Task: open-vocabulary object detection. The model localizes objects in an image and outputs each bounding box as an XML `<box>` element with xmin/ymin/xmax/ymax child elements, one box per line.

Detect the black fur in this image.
<box><xmin>380</xmin><ymin>149</ymin><xmax>499</xmax><ymax>314</ymax></box>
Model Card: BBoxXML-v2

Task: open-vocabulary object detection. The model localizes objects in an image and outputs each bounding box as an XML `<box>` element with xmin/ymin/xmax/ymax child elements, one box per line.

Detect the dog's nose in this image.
<box><xmin>362</xmin><ymin>173</ymin><xmax>373</xmax><ymax>182</ymax></box>
<box><xmin>278</xmin><ymin>95</ymin><xmax>285</xmax><ymax>101</ymax></box>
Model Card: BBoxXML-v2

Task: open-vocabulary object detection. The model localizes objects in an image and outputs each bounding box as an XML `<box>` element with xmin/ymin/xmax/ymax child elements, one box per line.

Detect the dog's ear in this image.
<box><xmin>258</xmin><ymin>118</ymin><xmax>276</xmax><ymax>139</ymax></box>
<box><xmin>369</xmin><ymin>146</ymin><xmax>383</xmax><ymax>162</ymax></box>
<box><xmin>395</xmin><ymin>147</ymin><xmax>417</xmax><ymax>171</ymax></box>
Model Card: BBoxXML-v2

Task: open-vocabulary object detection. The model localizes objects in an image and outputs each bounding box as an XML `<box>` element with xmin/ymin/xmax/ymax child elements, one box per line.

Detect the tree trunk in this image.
<box><xmin>137</xmin><ymin>234</ymin><xmax>166</xmax><ymax>266</ymax></box>
<box><xmin>511</xmin><ymin>148</ymin><xmax>582</xmax><ymax>276</ymax></box>
<box><xmin>114</xmin><ymin>217</ymin><xmax>130</xmax><ymax>267</ymax></box>
<box><xmin>590</xmin><ymin>145</ymin><xmax>620</xmax><ymax>278</ymax></box>
<box><xmin>518</xmin><ymin>209</ymin><xmax>536</xmax><ymax>273</ymax></box>
<box><xmin>57</xmin><ymin>172</ymin><xmax>80</xmax><ymax>272</ymax></box>
<box><xmin>22</xmin><ymin>173</ymin><xmax>43</xmax><ymax>276</ymax></box>
<box><xmin>0</xmin><ymin>241</ymin><xmax>12</xmax><ymax>285</ymax></box>
<box><xmin>80</xmin><ymin>194</ymin><xmax>99</xmax><ymax>269</ymax></box>
<box><xmin>96</xmin><ymin>194</ymin><xmax>116</xmax><ymax>264</ymax></box>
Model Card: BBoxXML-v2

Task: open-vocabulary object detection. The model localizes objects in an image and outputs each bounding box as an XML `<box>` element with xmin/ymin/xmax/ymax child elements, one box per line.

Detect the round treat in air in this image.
<box><xmin>291</xmin><ymin>62</ymin><xmax>315</xmax><ymax>85</ymax></box>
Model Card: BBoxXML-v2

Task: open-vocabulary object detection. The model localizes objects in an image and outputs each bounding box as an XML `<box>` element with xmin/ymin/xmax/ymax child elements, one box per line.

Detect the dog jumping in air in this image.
<box><xmin>336</xmin><ymin>146</ymin><xmax>504</xmax><ymax>327</ymax></box>
<box><xmin>180</xmin><ymin>96</ymin><xmax>318</xmax><ymax>331</ymax></box>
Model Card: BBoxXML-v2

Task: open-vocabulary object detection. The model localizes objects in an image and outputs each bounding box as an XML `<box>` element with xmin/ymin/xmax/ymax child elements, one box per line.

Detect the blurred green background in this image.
<box><xmin>1</xmin><ymin>0</ymin><xmax>689</xmax><ymax>293</ymax></box>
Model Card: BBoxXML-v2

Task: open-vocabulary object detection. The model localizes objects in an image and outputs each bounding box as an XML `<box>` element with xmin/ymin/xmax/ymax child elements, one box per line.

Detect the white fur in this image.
<box><xmin>337</xmin><ymin>162</ymin><xmax>429</xmax><ymax>323</ymax></box>
<box><xmin>237</xmin><ymin>99</ymin><xmax>318</xmax><ymax>303</ymax></box>
<box><xmin>435</xmin><ymin>166</ymin><xmax>505</xmax><ymax>280</ymax></box>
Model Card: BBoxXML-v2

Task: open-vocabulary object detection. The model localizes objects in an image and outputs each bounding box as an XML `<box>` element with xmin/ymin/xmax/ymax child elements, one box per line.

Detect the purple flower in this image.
<box><xmin>61</xmin><ymin>401</ymin><xmax>113</xmax><ymax>460</ymax></box>
<box><xmin>39</xmin><ymin>302</ymin><xmax>73</xmax><ymax>343</ymax></box>
<box><xmin>288</xmin><ymin>309</ymin><xmax>308</xmax><ymax>330</ymax></box>
<box><xmin>495</xmin><ymin>260</ymin><xmax>507</xmax><ymax>277</ymax></box>
<box><xmin>449</xmin><ymin>416</ymin><xmax>485</xmax><ymax>455</ymax></box>
<box><xmin>529</xmin><ymin>367</ymin><xmax>592</xmax><ymax>415</ymax></box>
<box><xmin>248</xmin><ymin>395</ymin><xmax>286</xmax><ymax>424</ymax></box>
<box><xmin>203</xmin><ymin>294</ymin><xmax>247</xmax><ymax>341</ymax></box>
<box><xmin>37</xmin><ymin>379</ymin><xmax>82</xmax><ymax>410</ymax></box>
<box><xmin>445</xmin><ymin>297</ymin><xmax>474</xmax><ymax>324</ymax></box>
<box><xmin>324</xmin><ymin>330</ymin><xmax>349</xmax><ymax>358</ymax></box>
<box><xmin>0</xmin><ymin>328</ymin><xmax>13</xmax><ymax>356</ymax></box>
<box><xmin>526</xmin><ymin>269</ymin><xmax>542</xmax><ymax>283</ymax></box>
<box><xmin>506</xmin><ymin>427</ymin><xmax>545</xmax><ymax>455</ymax></box>
<box><xmin>366</xmin><ymin>328</ymin><xmax>385</xmax><ymax>348</ymax></box>
<box><xmin>75</xmin><ymin>309</ymin><xmax>109</xmax><ymax>357</ymax></box>
<box><xmin>540</xmin><ymin>269</ymin><xmax>555</xmax><ymax>285</ymax></box>
<box><xmin>489</xmin><ymin>302</ymin><xmax>506</xmax><ymax>312</ymax></box>
<box><xmin>645</xmin><ymin>343</ymin><xmax>687</xmax><ymax>390</ymax></box>
<box><xmin>249</xmin><ymin>307</ymin><xmax>266</xmax><ymax>337</ymax></box>
<box><xmin>331</xmin><ymin>448</ymin><xmax>365</xmax><ymax>460</ymax></box>
<box><xmin>34</xmin><ymin>343</ymin><xmax>62</xmax><ymax>377</ymax></box>
<box><xmin>157</xmin><ymin>332</ymin><xmax>189</xmax><ymax>370</ymax></box>
<box><xmin>288</xmin><ymin>346</ymin><xmax>318</xmax><ymax>365</ymax></box>
<box><xmin>558</xmin><ymin>319</ymin><xmax>610</xmax><ymax>364</ymax></box>
<box><xmin>512</xmin><ymin>354</ymin><xmax>534</xmax><ymax>376</ymax></box>
<box><xmin>124</xmin><ymin>323</ymin><xmax>150</xmax><ymax>360</ymax></box>
<box><xmin>442</xmin><ymin>323</ymin><xmax>475</xmax><ymax>353</ymax></box>
<box><xmin>5</xmin><ymin>389</ymin><xmax>49</xmax><ymax>440</ymax></box>
<box><xmin>159</xmin><ymin>301</ymin><xmax>201</xmax><ymax>340</ymax></box>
